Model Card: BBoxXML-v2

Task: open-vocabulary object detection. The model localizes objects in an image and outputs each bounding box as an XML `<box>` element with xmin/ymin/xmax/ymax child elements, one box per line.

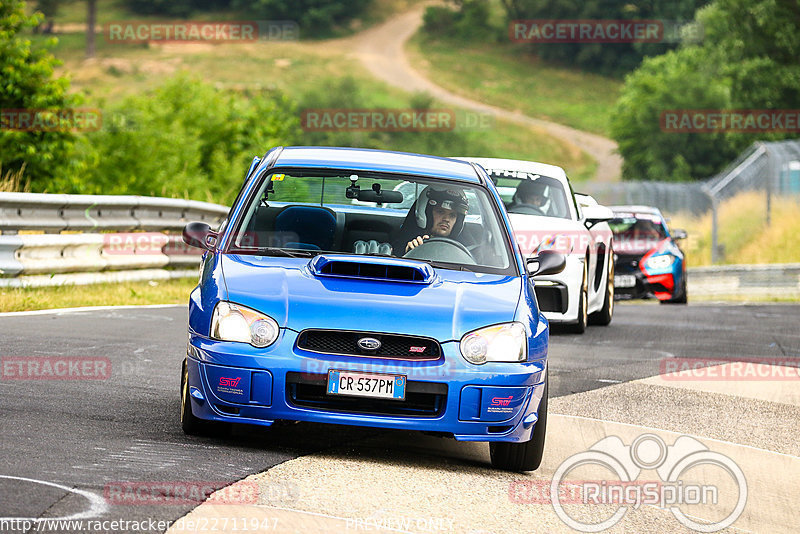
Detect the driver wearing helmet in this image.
<box><xmin>511</xmin><ymin>179</ymin><xmax>547</xmax><ymax>212</ymax></box>
<box><xmin>394</xmin><ymin>186</ymin><xmax>469</xmax><ymax>254</ymax></box>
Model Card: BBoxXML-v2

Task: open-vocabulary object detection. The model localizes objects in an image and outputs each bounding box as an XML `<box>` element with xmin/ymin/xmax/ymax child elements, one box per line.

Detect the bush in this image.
<box><xmin>50</xmin><ymin>76</ymin><xmax>301</xmax><ymax>204</ymax></box>
<box><xmin>0</xmin><ymin>0</ymin><xmax>80</xmax><ymax>189</ymax></box>
<box><xmin>232</xmin><ymin>0</ymin><xmax>372</xmax><ymax>38</ymax></box>
<box><xmin>295</xmin><ymin>76</ymin><xmax>494</xmax><ymax>158</ymax></box>
<box><xmin>422</xmin><ymin>1</ymin><xmax>493</xmax><ymax>41</ymax></box>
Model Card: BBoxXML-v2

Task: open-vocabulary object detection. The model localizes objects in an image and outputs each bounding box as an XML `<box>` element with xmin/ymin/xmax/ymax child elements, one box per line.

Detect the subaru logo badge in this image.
<box><xmin>357</xmin><ymin>337</ymin><xmax>381</xmax><ymax>351</ymax></box>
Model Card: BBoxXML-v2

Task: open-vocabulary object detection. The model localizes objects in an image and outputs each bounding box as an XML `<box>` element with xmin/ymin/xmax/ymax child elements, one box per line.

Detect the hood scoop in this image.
<box><xmin>308</xmin><ymin>254</ymin><xmax>435</xmax><ymax>284</ymax></box>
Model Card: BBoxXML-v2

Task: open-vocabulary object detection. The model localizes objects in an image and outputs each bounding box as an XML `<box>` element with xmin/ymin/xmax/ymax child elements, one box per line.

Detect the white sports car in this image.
<box><xmin>455</xmin><ymin>158</ymin><xmax>615</xmax><ymax>332</ymax></box>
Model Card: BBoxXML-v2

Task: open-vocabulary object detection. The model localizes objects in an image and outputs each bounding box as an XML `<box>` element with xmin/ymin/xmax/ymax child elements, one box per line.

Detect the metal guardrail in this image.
<box><xmin>687</xmin><ymin>264</ymin><xmax>800</xmax><ymax>298</ymax></box>
<box><xmin>1</xmin><ymin>192</ymin><xmax>797</xmax><ymax>297</ymax></box>
<box><xmin>0</xmin><ymin>193</ymin><xmax>228</xmax><ymax>287</ymax></box>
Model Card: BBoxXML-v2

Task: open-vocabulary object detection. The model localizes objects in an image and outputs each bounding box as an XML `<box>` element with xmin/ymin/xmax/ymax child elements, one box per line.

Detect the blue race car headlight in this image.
<box><xmin>460</xmin><ymin>322</ymin><xmax>527</xmax><ymax>364</ymax></box>
<box><xmin>644</xmin><ymin>254</ymin><xmax>675</xmax><ymax>271</ymax></box>
<box><xmin>210</xmin><ymin>302</ymin><xmax>279</xmax><ymax>348</ymax></box>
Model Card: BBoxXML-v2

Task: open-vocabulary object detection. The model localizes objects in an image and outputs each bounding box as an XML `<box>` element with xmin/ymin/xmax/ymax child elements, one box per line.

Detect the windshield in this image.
<box><xmin>227</xmin><ymin>170</ymin><xmax>515</xmax><ymax>274</ymax></box>
<box><xmin>482</xmin><ymin>169</ymin><xmax>571</xmax><ymax>219</ymax></box>
<box><xmin>609</xmin><ymin>213</ymin><xmax>668</xmax><ymax>252</ymax></box>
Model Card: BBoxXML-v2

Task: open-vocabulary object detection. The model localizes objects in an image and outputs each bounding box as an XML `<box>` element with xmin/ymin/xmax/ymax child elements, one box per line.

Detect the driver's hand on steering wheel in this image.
<box><xmin>405</xmin><ymin>235</ymin><xmax>429</xmax><ymax>253</ymax></box>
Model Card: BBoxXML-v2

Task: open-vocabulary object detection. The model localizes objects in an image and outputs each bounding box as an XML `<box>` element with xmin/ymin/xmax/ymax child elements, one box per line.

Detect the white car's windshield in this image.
<box><xmin>483</xmin><ymin>169</ymin><xmax>572</xmax><ymax>220</ymax></box>
<box><xmin>228</xmin><ymin>171</ymin><xmax>514</xmax><ymax>274</ymax></box>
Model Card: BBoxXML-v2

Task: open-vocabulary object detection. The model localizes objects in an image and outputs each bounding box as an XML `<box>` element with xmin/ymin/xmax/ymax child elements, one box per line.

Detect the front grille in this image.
<box><xmin>297</xmin><ymin>330</ymin><xmax>441</xmax><ymax>360</ymax></box>
<box><xmin>286</xmin><ymin>372</ymin><xmax>446</xmax><ymax>417</ymax></box>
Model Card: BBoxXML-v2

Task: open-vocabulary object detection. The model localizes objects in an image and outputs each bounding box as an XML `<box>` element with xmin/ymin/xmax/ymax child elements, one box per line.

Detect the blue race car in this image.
<box><xmin>609</xmin><ymin>205</ymin><xmax>688</xmax><ymax>304</ymax></box>
<box><xmin>180</xmin><ymin>147</ymin><xmax>565</xmax><ymax>471</ymax></box>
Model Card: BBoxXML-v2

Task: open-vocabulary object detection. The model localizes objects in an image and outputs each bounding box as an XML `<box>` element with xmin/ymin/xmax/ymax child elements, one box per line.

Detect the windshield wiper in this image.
<box><xmin>252</xmin><ymin>247</ymin><xmax>316</xmax><ymax>258</ymax></box>
<box><xmin>420</xmin><ymin>259</ymin><xmax>475</xmax><ymax>272</ymax></box>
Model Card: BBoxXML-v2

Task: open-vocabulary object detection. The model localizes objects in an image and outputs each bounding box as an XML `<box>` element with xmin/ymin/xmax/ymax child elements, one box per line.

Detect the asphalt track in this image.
<box><xmin>1</xmin><ymin>303</ymin><xmax>798</xmax><ymax>533</ymax></box>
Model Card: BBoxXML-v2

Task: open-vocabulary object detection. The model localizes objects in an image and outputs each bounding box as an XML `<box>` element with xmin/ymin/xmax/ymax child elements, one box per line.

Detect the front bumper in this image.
<box><xmin>536</xmin><ymin>254</ymin><xmax>583</xmax><ymax>324</ymax></box>
<box><xmin>615</xmin><ymin>264</ymin><xmax>677</xmax><ymax>301</ymax></box>
<box><xmin>185</xmin><ymin>331</ymin><xmax>547</xmax><ymax>443</ymax></box>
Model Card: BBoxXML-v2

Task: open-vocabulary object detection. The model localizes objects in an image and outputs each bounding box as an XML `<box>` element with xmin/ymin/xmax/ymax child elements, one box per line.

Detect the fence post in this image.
<box><xmin>760</xmin><ymin>141</ymin><xmax>773</xmax><ymax>226</ymax></box>
<box><xmin>702</xmin><ymin>185</ymin><xmax>719</xmax><ymax>264</ymax></box>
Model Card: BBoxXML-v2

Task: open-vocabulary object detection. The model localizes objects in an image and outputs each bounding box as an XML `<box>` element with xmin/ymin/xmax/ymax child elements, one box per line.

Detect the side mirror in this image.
<box><xmin>526</xmin><ymin>250</ymin><xmax>566</xmax><ymax>276</ymax></box>
<box><xmin>582</xmin><ymin>205</ymin><xmax>614</xmax><ymax>228</ymax></box>
<box><xmin>672</xmin><ymin>229</ymin><xmax>688</xmax><ymax>240</ymax></box>
<box><xmin>183</xmin><ymin>221</ymin><xmax>218</xmax><ymax>250</ymax></box>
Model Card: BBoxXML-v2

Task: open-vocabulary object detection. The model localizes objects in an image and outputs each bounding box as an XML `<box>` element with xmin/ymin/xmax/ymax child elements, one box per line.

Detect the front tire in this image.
<box><xmin>181</xmin><ymin>359</ymin><xmax>221</xmax><ymax>436</ymax></box>
<box><xmin>662</xmin><ymin>275</ymin><xmax>688</xmax><ymax>304</ymax></box>
<box><xmin>490</xmin><ymin>377</ymin><xmax>548</xmax><ymax>472</ymax></box>
<box><xmin>589</xmin><ymin>255</ymin><xmax>614</xmax><ymax>326</ymax></box>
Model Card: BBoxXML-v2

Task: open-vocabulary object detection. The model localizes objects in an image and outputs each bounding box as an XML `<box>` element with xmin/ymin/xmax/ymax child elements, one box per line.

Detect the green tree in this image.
<box><xmin>56</xmin><ymin>76</ymin><xmax>301</xmax><ymax>204</ymax></box>
<box><xmin>610</xmin><ymin>46</ymin><xmax>734</xmax><ymax>181</ymax></box>
<box><xmin>500</xmin><ymin>0</ymin><xmax>709</xmax><ymax>77</ymax></box>
<box><xmin>611</xmin><ymin>0</ymin><xmax>800</xmax><ymax>181</ymax></box>
<box><xmin>0</xmin><ymin>0</ymin><xmax>80</xmax><ymax>187</ymax></box>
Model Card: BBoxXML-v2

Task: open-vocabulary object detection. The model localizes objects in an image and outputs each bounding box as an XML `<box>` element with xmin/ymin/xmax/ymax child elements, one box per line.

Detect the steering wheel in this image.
<box><xmin>511</xmin><ymin>204</ymin><xmax>546</xmax><ymax>216</ymax></box>
<box><xmin>403</xmin><ymin>237</ymin><xmax>476</xmax><ymax>264</ymax></box>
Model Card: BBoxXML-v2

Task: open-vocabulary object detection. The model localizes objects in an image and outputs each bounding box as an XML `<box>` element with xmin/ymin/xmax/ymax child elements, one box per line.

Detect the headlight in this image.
<box><xmin>210</xmin><ymin>302</ymin><xmax>279</xmax><ymax>348</ymax></box>
<box><xmin>460</xmin><ymin>322</ymin><xmax>527</xmax><ymax>364</ymax></box>
<box><xmin>644</xmin><ymin>255</ymin><xmax>675</xmax><ymax>271</ymax></box>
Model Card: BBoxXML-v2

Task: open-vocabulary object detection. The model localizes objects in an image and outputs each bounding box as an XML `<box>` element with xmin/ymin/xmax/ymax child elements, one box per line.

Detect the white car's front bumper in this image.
<box><xmin>533</xmin><ymin>254</ymin><xmax>584</xmax><ymax>324</ymax></box>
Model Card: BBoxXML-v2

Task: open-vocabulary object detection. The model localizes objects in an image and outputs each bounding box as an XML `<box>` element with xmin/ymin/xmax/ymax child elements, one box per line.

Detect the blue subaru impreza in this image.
<box><xmin>180</xmin><ymin>147</ymin><xmax>564</xmax><ymax>471</ymax></box>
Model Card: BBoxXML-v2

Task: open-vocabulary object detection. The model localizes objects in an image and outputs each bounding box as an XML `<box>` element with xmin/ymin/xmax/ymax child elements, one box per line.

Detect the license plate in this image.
<box><xmin>615</xmin><ymin>275</ymin><xmax>636</xmax><ymax>288</ymax></box>
<box><xmin>327</xmin><ymin>370</ymin><xmax>406</xmax><ymax>401</ymax></box>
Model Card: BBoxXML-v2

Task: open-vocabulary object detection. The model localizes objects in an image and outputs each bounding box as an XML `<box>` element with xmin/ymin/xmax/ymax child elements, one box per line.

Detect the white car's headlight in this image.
<box><xmin>644</xmin><ymin>255</ymin><xmax>675</xmax><ymax>271</ymax></box>
<box><xmin>460</xmin><ymin>322</ymin><xmax>527</xmax><ymax>364</ymax></box>
<box><xmin>210</xmin><ymin>302</ymin><xmax>279</xmax><ymax>348</ymax></box>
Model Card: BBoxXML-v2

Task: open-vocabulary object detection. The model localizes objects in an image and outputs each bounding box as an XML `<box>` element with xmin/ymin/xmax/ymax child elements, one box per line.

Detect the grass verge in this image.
<box><xmin>34</xmin><ymin>31</ymin><xmax>595</xmax><ymax>180</ymax></box>
<box><xmin>0</xmin><ymin>277</ymin><xmax>197</xmax><ymax>312</ymax></box>
<box><xmin>406</xmin><ymin>34</ymin><xmax>622</xmax><ymax>137</ymax></box>
<box><xmin>667</xmin><ymin>192</ymin><xmax>800</xmax><ymax>266</ymax></box>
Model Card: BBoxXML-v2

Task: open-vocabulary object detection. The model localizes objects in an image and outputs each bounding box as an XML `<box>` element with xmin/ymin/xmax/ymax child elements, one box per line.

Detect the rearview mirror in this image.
<box><xmin>357</xmin><ymin>189</ymin><xmax>404</xmax><ymax>204</ymax></box>
<box><xmin>672</xmin><ymin>229</ymin><xmax>688</xmax><ymax>240</ymax></box>
<box><xmin>183</xmin><ymin>221</ymin><xmax>218</xmax><ymax>250</ymax></box>
<box><xmin>526</xmin><ymin>250</ymin><xmax>566</xmax><ymax>276</ymax></box>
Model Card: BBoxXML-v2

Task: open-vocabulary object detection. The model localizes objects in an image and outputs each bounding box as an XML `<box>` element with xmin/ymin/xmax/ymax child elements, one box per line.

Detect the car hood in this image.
<box><xmin>220</xmin><ymin>254</ymin><xmax>523</xmax><ymax>341</ymax></box>
<box><xmin>507</xmin><ymin>214</ymin><xmax>587</xmax><ymax>256</ymax></box>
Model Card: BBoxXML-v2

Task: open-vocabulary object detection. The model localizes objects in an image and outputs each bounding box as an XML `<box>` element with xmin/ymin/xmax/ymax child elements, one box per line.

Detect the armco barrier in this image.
<box><xmin>1</xmin><ymin>192</ymin><xmax>797</xmax><ymax>295</ymax></box>
<box><xmin>687</xmin><ymin>264</ymin><xmax>800</xmax><ymax>298</ymax></box>
<box><xmin>0</xmin><ymin>192</ymin><xmax>228</xmax><ymax>287</ymax></box>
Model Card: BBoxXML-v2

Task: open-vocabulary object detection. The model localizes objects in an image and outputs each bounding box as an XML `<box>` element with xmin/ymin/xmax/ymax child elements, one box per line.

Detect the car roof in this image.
<box><xmin>610</xmin><ymin>205</ymin><xmax>664</xmax><ymax>217</ymax></box>
<box><xmin>452</xmin><ymin>157</ymin><xmax>568</xmax><ymax>182</ymax></box>
<box><xmin>272</xmin><ymin>147</ymin><xmax>482</xmax><ymax>183</ymax></box>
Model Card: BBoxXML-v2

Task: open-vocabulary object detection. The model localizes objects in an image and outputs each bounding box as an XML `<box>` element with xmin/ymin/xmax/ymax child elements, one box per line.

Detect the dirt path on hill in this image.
<box><xmin>335</xmin><ymin>7</ymin><xmax>622</xmax><ymax>182</ymax></box>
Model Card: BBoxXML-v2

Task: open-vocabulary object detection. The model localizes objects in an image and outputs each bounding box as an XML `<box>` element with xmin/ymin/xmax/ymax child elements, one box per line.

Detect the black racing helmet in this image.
<box><xmin>414</xmin><ymin>186</ymin><xmax>469</xmax><ymax>237</ymax></box>
<box><xmin>513</xmin><ymin>179</ymin><xmax>547</xmax><ymax>204</ymax></box>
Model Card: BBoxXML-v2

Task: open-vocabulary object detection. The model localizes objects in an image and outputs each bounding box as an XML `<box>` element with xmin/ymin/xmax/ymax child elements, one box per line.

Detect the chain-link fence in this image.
<box><xmin>580</xmin><ymin>139</ymin><xmax>800</xmax><ymax>263</ymax></box>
